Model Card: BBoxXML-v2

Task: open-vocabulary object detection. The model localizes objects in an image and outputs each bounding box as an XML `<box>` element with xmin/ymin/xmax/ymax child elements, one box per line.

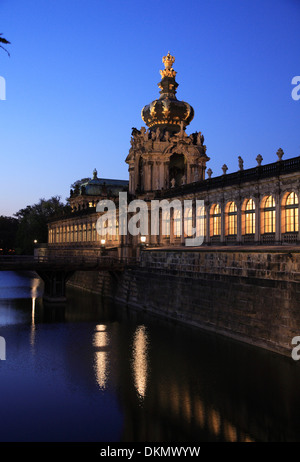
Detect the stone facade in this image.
<box><xmin>44</xmin><ymin>53</ymin><xmax>300</xmax><ymax>356</ymax></box>
<box><xmin>48</xmin><ymin>54</ymin><xmax>300</xmax><ymax>252</ymax></box>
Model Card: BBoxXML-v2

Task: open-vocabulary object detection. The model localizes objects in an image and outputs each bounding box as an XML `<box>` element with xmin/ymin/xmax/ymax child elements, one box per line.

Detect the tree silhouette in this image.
<box><xmin>0</xmin><ymin>33</ymin><xmax>10</xmax><ymax>56</ymax></box>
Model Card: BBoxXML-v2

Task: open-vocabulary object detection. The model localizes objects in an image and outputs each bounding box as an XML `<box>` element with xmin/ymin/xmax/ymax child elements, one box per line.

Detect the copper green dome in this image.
<box><xmin>141</xmin><ymin>52</ymin><xmax>194</xmax><ymax>134</ymax></box>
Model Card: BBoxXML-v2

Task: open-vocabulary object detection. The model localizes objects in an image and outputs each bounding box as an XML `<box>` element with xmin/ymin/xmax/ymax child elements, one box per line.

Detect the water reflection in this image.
<box><xmin>93</xmin><ymin>324</ymin><xmax>109</xmax><ymax>389</ymax></box>
<box><xmin>1</xmin><ymin>273</ymin><xmax>300</xmax><ymax>442</ymax></box>
<box><xmin>30</xmin><ymin>296</ymin><xmax>36</xmax><ymax>349</ymax></box>
<box><xmin>132</xmin><ymin>325</ymin><xmax>148</xmax><ymax>401</ymax></box>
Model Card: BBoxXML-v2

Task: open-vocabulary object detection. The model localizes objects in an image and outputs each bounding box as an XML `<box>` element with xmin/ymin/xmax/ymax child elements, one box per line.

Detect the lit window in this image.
<box><xmin>245</xmin><ymin>199</ymin><xmax>255</xmax><ymax>235</ymax></box>
<box><xmin>196</xmin><ymin>205</ymin><xmax>206</xmax><ymax>238</ymax></box>
<box><xmin>211</xmin><ymin>204</ymin><xmax>221</xmax><ymax>236</ymax></box>
<box><xmin>226</xmin><ymin>202</ymin><xmax>237</xmax><ymax>235</ymax></box>
<box><xmin>263</xmin><ymin>196</ymin><xmax>275</xmax><ymax>233</ymax></box>
<box><xmin>184</xmin><ymin>208</ymin><xmax>193</xmax><ymax>237</ymax></box>
<box><xmin>173</xmin><ymin>210</ymin><xmax>181</xmax><ymax>237</ymax></box>
<box><xmin>162</xmin><ymin>210</ymin><xmax>170</xmax><ymax>237</ymax></box>
<box><xmin>285</xmin><ymin>192</ymin><xmax>299</xmax><ymax>232</ymax></box>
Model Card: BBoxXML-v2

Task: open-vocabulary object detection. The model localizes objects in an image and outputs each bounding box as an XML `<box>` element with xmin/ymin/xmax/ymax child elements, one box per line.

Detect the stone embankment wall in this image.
<box><xmin>67</xmin><ymin>248</ymin><xmax>300</xmax><ymax>357</ymax></box>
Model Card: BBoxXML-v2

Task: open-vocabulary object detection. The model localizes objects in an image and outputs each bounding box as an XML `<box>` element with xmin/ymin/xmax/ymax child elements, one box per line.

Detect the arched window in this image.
<box><xmin>196</xmin><ymin>205</ymin><xmax>206</xmax><ymax>238</ymax></box>
<box><xmin>225</xmin><ymin>202</ymin><xmax>237</xmax><ymax>235</ymax></box>
<box><xmin>262</xmin><ymin>195</ymin><xmax>275</xmax><ymax>233</ymax></box>
<box><xmin>184</xmin><ymin>207</ymin><xmax>193</xmax><ymax>237</ymax></box>
<box><xmin>285</xmin><ymin>192</ymin><xmax>299</xmax><ymax>232</ymax></box>
<box><xmin>92</xmin><ymin>223</ymin><xmax>96</xmax><ymax>241</ymax></box>
<box><xmin>244</xmin><ymin>199</ymin><xmax>255</xmax><ymax>235</ymax></box>
<box><xmin>162</xmin><ymin>210</ymin><xmax>170</xmax><ymax>237</ymax></box>
<box><xmin>210</xmin><ymin>204</ymin><xmax>221</xmax><ymax>236</ymax></box>
<box><xmin>74</xmin><ymin>225</ymin><xmax>78</xmax><ymax>242</ymax></box>
<box><xmin>87</xmin><ymin>224</ymin><xmax>91</xmax><ymax>241</ymax></box>
<box><xmin>173</xmin><ymin>209</ymin><xmax>181</xmax><ymax>237</ymax></box>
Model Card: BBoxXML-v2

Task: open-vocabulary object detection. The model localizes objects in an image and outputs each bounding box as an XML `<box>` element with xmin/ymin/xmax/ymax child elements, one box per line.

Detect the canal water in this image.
<box><xmin>0</xmin><ymin>271</ymin><xmax>300</xmax><ymax>442</ymax></box>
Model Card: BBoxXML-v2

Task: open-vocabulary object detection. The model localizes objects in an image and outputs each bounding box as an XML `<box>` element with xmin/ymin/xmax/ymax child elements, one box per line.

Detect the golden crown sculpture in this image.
<box><xmin>160</xmin><ymin>52</ymin><xmax>177</xmax><ymax>78</ymax></box>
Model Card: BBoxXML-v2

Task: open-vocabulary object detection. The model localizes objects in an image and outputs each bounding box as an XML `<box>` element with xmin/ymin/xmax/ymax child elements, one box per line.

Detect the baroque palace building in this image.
<box><xmin>48</xmin><ymin>53</ymin><xmax>300</xmax><ymax>255</ymax></box>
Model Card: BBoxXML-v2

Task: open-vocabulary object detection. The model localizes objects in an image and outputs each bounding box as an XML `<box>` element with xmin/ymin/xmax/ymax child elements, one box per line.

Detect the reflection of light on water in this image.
<box><xmin>132</xmin><ymin>325</ymin><xmax>148</xmax><ymax>400</ymax></box>
<box><xmin>30</xmin><ymin>296</ymin><xmax>36</xmax><ymax>349</ymax></box>
<box><xmin>224</xmin><ymin>419</ymin><xmax>237</xmax><ymax>442</ymax></box>
<box><xmin>93</xmin><ymin>324</ymin><xmax>109</xmax><ymax>390</ymax></box>
<box><xmin>208</xmin><ymin>408</ymin><xmax>221</xmax><ymax>436</ymax></box>
<box><xmin>31</xmin><ymin>277</ymin><xmax>40</xmax><ymax>299</ymax></box>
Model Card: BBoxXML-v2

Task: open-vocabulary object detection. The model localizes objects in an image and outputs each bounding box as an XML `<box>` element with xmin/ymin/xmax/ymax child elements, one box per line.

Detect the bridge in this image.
<box><xmin>0</xmin><ymin>255</ymin><xmax>136</xmax><ymax>303</ymax></box>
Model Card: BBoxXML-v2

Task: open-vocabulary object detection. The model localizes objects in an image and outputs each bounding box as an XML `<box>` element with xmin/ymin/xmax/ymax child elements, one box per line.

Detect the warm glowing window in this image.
<box><xmin>173</xmin><ymin>210</ymin><xmax>181</xmax><ymax>237</ymax></box>
<box><xmin>226</xmin><ymin>202</ymin><xmax>237</xmax><ymax>235</ymax></box>
<box><xmin>162</xmin><ymin>210</ymin><xmax>170</xmax><ymax>237</ymax></box>
<box><xmin>87</xmin><ymin>224</ymin><xmax>91</xmax><ymax>241</ymax></box>
<box><xmin>184</xmin><ymin>208</ymin><xmax>193</xmax><ymax>237</ymax></box>
<box><xmin>211</xmin><ymin>204</ymin><xmax>221</xmax><ymax>236</ymax></box>
<box><xmin>263</xmin><ymin>196</ymin><xmax>275</xmax><ymax>233</ymax></box>
<box><xmin>116</xmin><ymin>219</ymin><xmax>119</xmax><ymax>239</ymax></box>
<box><xmin>285</xmin><ymin>192</ymin><xmax>299</xmax><ymax>232</ymax></box>
<box><xmin>196</xmin><ymin>205</ymin><xmax>206</xmax><ymax>238</ymax></box>
<box><xmin>245</xmin><ymin>199</ymin><xmax>255</xmax><ymax>234</ymax></box>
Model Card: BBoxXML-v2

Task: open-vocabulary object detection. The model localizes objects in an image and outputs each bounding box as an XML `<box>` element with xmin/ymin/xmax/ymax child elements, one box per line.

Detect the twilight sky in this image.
<box><xmin>0</xmin><ymin>0</ymin><xmax>299</xmax><ymax>217</ymax></box>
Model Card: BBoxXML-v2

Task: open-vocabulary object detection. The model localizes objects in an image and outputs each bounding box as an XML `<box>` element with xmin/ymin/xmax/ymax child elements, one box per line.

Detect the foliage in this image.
<box><xmin>14</xmin><ymin>196</ymin><xmax>71</xmax><ymax>254</ymax></box>
<box><xmin>0</xmin><ymin>33</ymin><xmax>10</xmax><ymax>56</ymax></box>
<box><xmin>0</xmin><ymin>216</ymin><xmax>18</xmax><ymax>254</ymax></box>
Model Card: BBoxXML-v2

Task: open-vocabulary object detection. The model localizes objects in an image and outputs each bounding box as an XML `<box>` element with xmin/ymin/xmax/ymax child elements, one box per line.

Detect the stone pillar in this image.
<box><xmin>254</xmin><ymin>195</ymin><xmax>260</xmax><ymax>243</ymax></box>
<box><xmin>205</xmin><ymin>201</ymin><xmax>210</xmax><ymax>244</ymax></box>
<box><xmin>220</xmin><ymin>200</ymin><xmax>225</xmax><ymax>244</ymax></box>
<box><xmin>149</xmin><ymin>161</ymin><xmax>154</xmax><ymax>192</ymax></box>
<box><xmin>192</xmin><ymin>198</ymin><xmax>196</xmax><ymax>238</ymax></box>
<box><xmin>237</xmin><ymin>200</ymin><xmax>242</xmax><ymax>244</ymax></box>
<box><xmin>170</xmin><ymin>208</ymin><xmax>174</xmax><ymax>245</ymax></box>
<box><xmin>129</xmin><ymin>165</ymin><xmax>135</xmax><ymax>194</ymax></box>
<box><xmin>180</xmin><ymin>201</ymin><xmax>185</xmax><ymax>245</ymax></box>
<box><xmin>275</xmin><ymin>190</ymin><xmax>281</xmax><ymax>244</ymax></box>
<box><xmin>164</xmin><ymin>161</ymin><xmax>170</xmax><ymax>189</ymax></box>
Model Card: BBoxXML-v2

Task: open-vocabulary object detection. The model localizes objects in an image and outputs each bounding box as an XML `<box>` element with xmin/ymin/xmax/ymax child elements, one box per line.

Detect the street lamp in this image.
<box><xmin>140</xmin><ymin>236</ymin><xmax>146</xmax><ymax>246</ymax></box>
<box><xmin>100</xmin><ymin>239</ymin><xmax>106</xmax><ymax>248</ymax></box>
<box><xmin>33</xmin><ymin>239</ymin><xmax>38</xmax><ymax>244</ymax></box>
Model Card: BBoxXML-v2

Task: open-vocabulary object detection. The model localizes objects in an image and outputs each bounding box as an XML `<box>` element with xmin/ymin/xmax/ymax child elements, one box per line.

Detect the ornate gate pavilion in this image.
<box><xmin>48</xmin><ymin>53</ymin><xmax>300</xmax><ymax>254</ymax></box>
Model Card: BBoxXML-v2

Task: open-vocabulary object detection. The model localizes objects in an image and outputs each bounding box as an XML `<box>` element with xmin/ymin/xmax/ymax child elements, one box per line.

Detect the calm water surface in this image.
<box><xmin>0</xmin><ymin>271</ymin><xmax>300</xmax><ymax>442</ymax></box>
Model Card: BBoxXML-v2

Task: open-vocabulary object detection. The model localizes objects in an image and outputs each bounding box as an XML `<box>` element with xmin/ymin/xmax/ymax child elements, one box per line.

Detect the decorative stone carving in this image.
<box><xmin>238</xmin><ymin>156</ymin><xmax>244</xmax><ymax>171</ymax></box>
<box><xmin>171</xmin><ymin>178</ymin><xmax>176</xmax><ymax>188</ymax></box>
<box><xmin>207</xmin><ymin>168</ymin><xmax>212</xmax><ymax>179</ymax></box>
<box><xmin>277</xmin><ymin>148</ymin><xmax>284</xmax><ymax>161</ymax></box>
<box><xmin>256</xmin><ymin>154</ymin><xmax>263</xmax><ymax>166</ymax></box>
<box><xmin>222</xmin><ymin>164</ymin><xmax>228</xmax><ymax>175</ymax></box>
<box><xmin>197</xmin><ymin>132</ymin><xmax>204</xmax><ymax>145</ymax></box>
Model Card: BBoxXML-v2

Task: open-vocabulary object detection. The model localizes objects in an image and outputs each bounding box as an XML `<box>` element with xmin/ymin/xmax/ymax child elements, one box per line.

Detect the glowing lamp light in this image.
<box><xmin>33</xmin><ymin>239</ymin><xmax>38</xmax><ymax>244</ymax></box>
<box><xmin>100</xmin><ymin>239</ymin><xmax>106</xmax><ymax>246</ymax></box>
<box><xmin>140</xmin><ymin>236</ymin><xmax>146</xmax><ymax>244</ymax></box>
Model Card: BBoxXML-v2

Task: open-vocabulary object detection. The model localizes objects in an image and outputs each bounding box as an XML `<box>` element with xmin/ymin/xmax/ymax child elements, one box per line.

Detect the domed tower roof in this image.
<box><xmin>141</xmin><ymin>52</ymin><xmax>194</xmax><ymax>134</ymax></box>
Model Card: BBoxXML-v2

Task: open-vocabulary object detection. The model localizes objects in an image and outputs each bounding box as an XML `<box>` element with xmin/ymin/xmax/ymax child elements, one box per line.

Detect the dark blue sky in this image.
<box><xmin>1</xmin><ymin>0</ymin><xmax>300</xmax><ymax>216</ymax></box>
